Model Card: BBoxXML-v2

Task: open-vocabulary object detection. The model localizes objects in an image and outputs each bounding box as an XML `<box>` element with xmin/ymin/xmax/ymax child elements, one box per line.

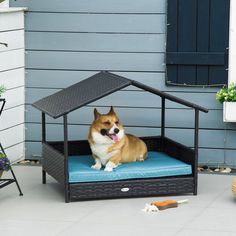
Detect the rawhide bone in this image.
<box><xmin>151</xmin><ymin>199</ymin><xmax>189</xmax><ymax>210</ymax></box>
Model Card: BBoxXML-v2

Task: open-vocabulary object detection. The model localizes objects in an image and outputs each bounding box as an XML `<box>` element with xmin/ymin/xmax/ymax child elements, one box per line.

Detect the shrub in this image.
<box><xmin>0</xmin><ymin>152</ymin><xmax>10</xmax><ymax>171</ymax></box>
<box><xmin>216</xmin><ymin>83</ymin><xmax>236</xmax><ymax>104</ymax></box>
<box><xmin>0</xmin><ymin>85</ymin><xmax>6</xmax><ymax>97</ymax></box>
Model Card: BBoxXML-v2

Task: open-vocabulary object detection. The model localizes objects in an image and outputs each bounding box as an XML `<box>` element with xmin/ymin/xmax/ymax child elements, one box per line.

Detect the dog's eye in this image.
<box><xmin>103</xmin><ymin>121</ymin><xmax>111</xmax><ymax>126</ymax></box>
<box><xmin>115</xmin><ymin>121</ymin><xmax>119</xmax><ymax>125</ymax></box>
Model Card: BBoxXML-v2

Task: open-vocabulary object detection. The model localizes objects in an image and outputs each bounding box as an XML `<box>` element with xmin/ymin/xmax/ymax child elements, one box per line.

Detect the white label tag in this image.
<box><xmin>121</xmin><ymin>187</ymin><xmax>130</xmax><ymax>192</ymax></box>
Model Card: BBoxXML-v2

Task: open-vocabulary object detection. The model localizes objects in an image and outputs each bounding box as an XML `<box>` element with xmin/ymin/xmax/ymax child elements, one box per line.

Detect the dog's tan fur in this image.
<box><xmin>88</xmin><ymin>107</ymin><xmax>147</xmax><ymax>171</ymax></box>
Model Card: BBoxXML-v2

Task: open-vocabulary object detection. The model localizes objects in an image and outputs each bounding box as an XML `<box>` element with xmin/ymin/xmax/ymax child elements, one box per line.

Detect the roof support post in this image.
<box><xmin>42</xmin><ymin>112</ymin><xmax>46</xmax><ymax>143</ymax></box>
<box><xmin>161</xmin><ymin>97</ymin><xmax>165</xmax><ymax>138</ymax></box>
<box><xmin>42</xmin><ymin>112</ymin><xmax>46</xmax><ymax>184</ymax></box>
<box><xmin>161</xmin><ymin>97</ymin><xmax>166</xmax><ymax>151</ymax></box>
<box><xmin>63</xmin><ymin>115</ymin><xmax>70</xmax><ymax>202</ymax></box>
<box><xmin>194</xmin><ymin>109</ymin><xmax>199</xmax><ymax>195</ymax></box>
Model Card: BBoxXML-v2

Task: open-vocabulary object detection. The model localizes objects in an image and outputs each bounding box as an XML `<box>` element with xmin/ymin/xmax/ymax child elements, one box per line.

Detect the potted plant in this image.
<box><xmin>216</xmin><ymin>83</ymin><xmax>236</xmax><ymax>122</ymax></box>
<box><xmin>0</xmin><ymin>85</ymin><xmax>6</xmax><ymax>97</ymax></box>
<box><xmin>0</xmin><ymin>151</ymin><xmax>10</xmax><ymax>178</ymax></box>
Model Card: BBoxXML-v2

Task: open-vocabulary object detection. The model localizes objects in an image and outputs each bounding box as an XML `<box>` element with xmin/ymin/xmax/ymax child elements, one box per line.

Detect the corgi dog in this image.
<box><xmin>88</xmin><ymin>107</ymin><xmax>147</xmax><ymax>172</ymax></box>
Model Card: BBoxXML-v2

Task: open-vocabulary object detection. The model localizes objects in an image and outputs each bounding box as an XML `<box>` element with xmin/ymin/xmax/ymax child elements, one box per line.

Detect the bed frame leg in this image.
<box><xmin>194</xmin><ymin>183</ymin><xmax>198</xmax><ymax>195</ymax></box>
<box><xmin>65</xmin><ymin>189</ymin><xmax>70</xmax><ymax>203</ymax></box>
<box><xmin>42</xmin><ymin>169</ymin><xmax>46</xmax><ymax>184</ymax></box>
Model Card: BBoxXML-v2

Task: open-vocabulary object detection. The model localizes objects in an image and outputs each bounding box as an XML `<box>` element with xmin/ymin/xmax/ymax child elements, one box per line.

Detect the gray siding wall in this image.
<box><xmin>11</xmin><ymin>0</ymin><xmax>236</xmax><ymax>166</ymax></box>
<box><xmin>0</xmin><ymin>11</ymin><xmax>25</xmax><ymax>162</ymax></box>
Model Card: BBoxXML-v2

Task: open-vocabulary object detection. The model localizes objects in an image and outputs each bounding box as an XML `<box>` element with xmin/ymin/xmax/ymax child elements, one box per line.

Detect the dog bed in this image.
<box><xmin>33</xmin><ymin>71</ymin><xmax>208</xmax><ymax>202</ymax></box>
<box><xmin>69</xmin><ymin>151</ymin><xmax>192</xmax><ymax>183</ymax></box>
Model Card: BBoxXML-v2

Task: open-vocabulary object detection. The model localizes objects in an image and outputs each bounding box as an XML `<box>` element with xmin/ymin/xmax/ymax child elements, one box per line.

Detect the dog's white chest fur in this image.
<box><xmin>91</xmin><ymin>132</ymin><xmax>118</xmax><ymax>166</ymax></box>
<box><xmin>91</xmin><ymin>143</ymin><xmax>117</xmax><ymax>165</ymax></box>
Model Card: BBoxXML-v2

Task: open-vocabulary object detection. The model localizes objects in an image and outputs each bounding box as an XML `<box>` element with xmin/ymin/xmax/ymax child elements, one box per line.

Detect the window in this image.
<box><xmin>166</xmin><ymin>0</ymin><xmax>230</xmax><ymax>86</ymax></box>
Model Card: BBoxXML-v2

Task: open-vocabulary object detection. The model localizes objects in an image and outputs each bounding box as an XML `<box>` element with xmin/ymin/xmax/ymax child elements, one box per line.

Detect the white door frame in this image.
<box><xmin>229</xmin><ymin>0</ymin><xmax>236</xmax><ymax>84</ymax></box>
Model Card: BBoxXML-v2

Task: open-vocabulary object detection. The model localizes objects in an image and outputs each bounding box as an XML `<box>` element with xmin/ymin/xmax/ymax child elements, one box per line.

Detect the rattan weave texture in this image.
<box><xmin>70</xmin><ymin>177</ymin><xmax>194</xmax><ymax>200</ymax></box>
<box><xmin>42</xmin><ymin>137</ymin><xmax>195</xmax><ymax>201</ymax></box>
<box><xmin>33</xmin><ymin>72</ymin><xmax>131</xmax><ymax>118</ymax></box>
<box><xmin>42</xmin><ymin>143</ymin><xmax>65</xmax><ymax>185</ymax></box>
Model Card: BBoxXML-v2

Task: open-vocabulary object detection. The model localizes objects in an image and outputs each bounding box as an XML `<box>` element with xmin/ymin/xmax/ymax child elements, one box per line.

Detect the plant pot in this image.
<box><xmin>0</xmin><ymin>170</ymin><xmax>3</xmax><ymax>178</ymax></box>
<box><xmin>0</xmin><ymin>0</ymin><xmax>9</xmax><ymax>8</ymax></box>
<box><xmin>223</xmin><ymin>102</ymin><xmax>236</xmax><ymax>122</ymax></box>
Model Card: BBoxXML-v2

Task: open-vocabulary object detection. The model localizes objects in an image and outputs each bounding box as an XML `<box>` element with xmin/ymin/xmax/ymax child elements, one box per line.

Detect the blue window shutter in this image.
<box><xmin>166</xmin><ymin>0</ymin><xmax>230</xmax><ymax>86</ymax></box>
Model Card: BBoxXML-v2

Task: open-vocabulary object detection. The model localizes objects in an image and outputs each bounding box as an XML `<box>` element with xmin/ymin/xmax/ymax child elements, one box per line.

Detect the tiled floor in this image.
<box><xmin>0</xmin><ymin>166</ymin><xmax>236</xmax><ymax>236</ymax></box>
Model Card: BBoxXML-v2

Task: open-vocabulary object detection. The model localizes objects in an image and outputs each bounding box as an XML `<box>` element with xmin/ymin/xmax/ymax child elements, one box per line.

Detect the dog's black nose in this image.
<box><xmin>114</xmin><ymin>128</ymin><xmax>119</xmax><ymax>134</ymax></box>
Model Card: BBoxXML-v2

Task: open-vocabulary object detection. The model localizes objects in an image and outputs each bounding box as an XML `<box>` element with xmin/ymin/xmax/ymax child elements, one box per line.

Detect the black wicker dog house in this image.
<box><xmin>33</xmin><ymin>71</ymin><xmax>208</xmax><ymax>202</ymax></box>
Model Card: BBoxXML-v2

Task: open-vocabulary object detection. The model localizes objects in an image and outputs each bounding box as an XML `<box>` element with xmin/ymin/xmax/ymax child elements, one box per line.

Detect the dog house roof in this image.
<box><xmin>33</xmin><ymin>71</ymin><xmax>208</xmax><ymax>118</ymax></box>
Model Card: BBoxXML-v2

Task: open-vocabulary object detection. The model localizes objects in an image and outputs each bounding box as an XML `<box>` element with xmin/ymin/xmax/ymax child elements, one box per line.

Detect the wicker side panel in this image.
<box><xmin>163</xmin><ymin>137</ymin><xmax>195</xmax><ymax>166</ymax></box>
<box><xmin>42</xmin><ymin>143</ymin><xmax>65</xmax><ymax>185</ymax></box>
<box><xmin>48</xmin><ymin>140</ymin><xmax>91</xmax><ymax>155</ymax></box>
<box><xmin>48</xmin><ymin>136</ymin><xmax>161</xmax><ymax>156</ymax></box>
<box><xmin>141</xmin><ymin>136</ymin><xmax>162</xmax><ymax>151</ymax></box>
<box><xmin>70</xmin><ymin>177</ymin><xmax>194</xmax><ymax>201</ymax></box>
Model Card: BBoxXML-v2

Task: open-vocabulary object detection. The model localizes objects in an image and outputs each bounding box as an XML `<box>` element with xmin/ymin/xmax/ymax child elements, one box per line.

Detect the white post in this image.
<box><xmin>229</xmin><ymin>0</ymin><xmax>236</xmax><ymax>84</ymax></box>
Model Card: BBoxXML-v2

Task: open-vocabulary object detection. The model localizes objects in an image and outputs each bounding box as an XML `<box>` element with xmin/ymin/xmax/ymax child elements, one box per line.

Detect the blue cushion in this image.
<box><xmin>68</xmin><ymin>151</ymin><xmax>192</xmax><ymax>183</ymax></box>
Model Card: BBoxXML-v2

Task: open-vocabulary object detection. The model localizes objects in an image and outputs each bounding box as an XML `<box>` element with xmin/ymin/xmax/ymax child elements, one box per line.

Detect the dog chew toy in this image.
<box><xmin>232</xmin><ymin>178</ymin><xmax>236</xmax><ymax>197</ymax></box>
<box><xmin>143</xmin><ymin>199</ymin><xmax>188</xmax><ymax>212</ymax></box>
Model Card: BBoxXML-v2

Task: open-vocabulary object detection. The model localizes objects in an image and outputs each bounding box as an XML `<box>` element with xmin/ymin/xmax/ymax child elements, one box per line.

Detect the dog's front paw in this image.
<box><xmin>91</xmin><ymin>163</ymin><xmax>102</xmax><ymax>170</ymax></box>
<box><xmin>104</xmin><ymin>166</ymin><xmax>113</xmax><ymax>172</ymax></box>
<box><xmin>104</xmin><ymin>161</ymin><xmax>117</xmax><ymax>172</ymax></box>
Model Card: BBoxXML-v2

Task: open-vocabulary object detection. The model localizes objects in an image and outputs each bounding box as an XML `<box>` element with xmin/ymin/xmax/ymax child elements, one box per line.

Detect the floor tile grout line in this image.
<box><xmin>173</xmin><ymin>190</ymin><xmax>226</xmax><ymax>236</ymax></box>
<box><xmin>55</xmin><ymin>201</ymin><xmax>108</xmax><ymax>236</ymax></box>
<box><xmin>177</xmin><ymin>227</ymin><xmax>236</xmax><ymax>234</ymax></box>
<box><xmin>205</xmin><ymin>187</ymin><xmax>233</xmax><ymax>208</ymax></box>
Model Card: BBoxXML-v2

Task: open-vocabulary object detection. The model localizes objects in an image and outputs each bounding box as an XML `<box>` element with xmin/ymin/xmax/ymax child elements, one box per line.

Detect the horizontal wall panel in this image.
<box><xmin>89</xmin><ymin>91</ymin><xmax>220</xmax><ymax>110</ymax></box>
<box><xmin>25</xmin><ymin>123</ymin><xmax>236</xmax><ymax>149</ymax></box>
<box><xmin>11</xmin><ymin>0</ymin><xmax>165</xmax><ymax>13</ymax></box>
<box><xmin>198</xmin><ymin>149</ymin><xmax>228</xmax><ymax>165</ymax></box>
<box><xmin>25</xmin><ymin>123</ymin><xmax>160</xmax><ymax>141</ymax></box>
<box><xmin>26</xmin><ymin>69</ymin><xmax>219</xmax><ymax>93</ymax></box>
<box><xmin>25</xmin><ymin>88</ymin><xmax>161</xmax><ymax>107</ymax></box>
<box><xmin>0</xmin><ymin>30</ymin><xmax>24</xmax><ymax>52</ymax></box>
<box><xmin>0</xmin><ymin>68</ymin><xmax>24</xmax><ymax>89</ymax></box>
<box><xmin>26</xmin><ymin>88</ymin><xmax>221</xmax><ymax>110</ymax></box>
<box><xmin>0</xmin><ymin>49</ymin><xmax>25</xmax><ymax>72</ymax></box>
<box><xmin>166</xmin><ymin>128</ymin><xmax>236</xmax><ymax>149</ymax></box>
<box><xmin>199</xmin><ymin>149</ymin><xmax>236</xmax><ymax>167</ymax></box>
<box><xmin>198</xmin><ymin>149</ymin><xmax>224</xmax><ymax>164</ymax></box>
<box><xmin>25</xmin><ymin>142</ymin><xmax>41</xmax><ymax>159</ymax></box>
<box><xmin>26</xmin><ymin>105</ymin><xmax>226</xmax><ymax>130</ymax></box>
<box><xmin>25</xmin><ymin>13</ymin><xmax>165</xmax><ymax>33</ymax></box>
<box><xmin>117</xmin><ymin>72</ymin><xmax>217</xmax><ymax>93</ymax></box>
<box><xmin>0</xmin><ymin>12</ymin><xmax>24</xmax><ymax>32</ymax></box>
<box><xmin>0</xmin><ymin>124</ymin><xmax>24</xmax><ymax>152</ymax></box>
<box><xmin>4</xmin><ymin>142</ymin><xmax>24</xmax><ymax>163</ymax></box>
<box><xmin>26</xmin><ymin>51</ymin><xmax>164</xmax><ymax>72</ymax></box>
<box><xmin>3</xmin><ymin>87</ymin><xmax>24</xmax><ymax>110</ymax></box>
<box><xmin>25</xmin><ymin>141</ymin><xmax>236</xmax><ymax>166</ymax></box>
<box><xmin>26</xmin><ymin>70</ymin><xmax>167</xmax><ymax>91</ymax></box>
<box><xmin>0</xmin><ymin>105</ymin><xmax>24</xmax><ymax>131</ymax></box>
<box><xmin>26</xmin><ymin>32</ymin><xmax>165</xmax><ymax>52</ymax></box>
<box><xmin>225</xmin><ymin>150</ymin><xmax>236</xmax><ymax>167</ymax></box>
<box><xmin>26</xmin><ymin>105</ymin><xmax>160</xmax><ymax>127</ymax></box>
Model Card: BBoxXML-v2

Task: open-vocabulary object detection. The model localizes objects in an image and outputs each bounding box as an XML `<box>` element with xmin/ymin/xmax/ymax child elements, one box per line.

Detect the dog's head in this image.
<box><xmin>90</xmin><ymin>107</ymin><xmax>124</xmax><ymax>144</ymax></box>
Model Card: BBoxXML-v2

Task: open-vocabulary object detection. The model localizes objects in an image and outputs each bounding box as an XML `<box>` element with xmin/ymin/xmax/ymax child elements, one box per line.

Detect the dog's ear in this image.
<box><xmin>108</xmin><ymin>106</ymin><xmax>116</xmax><ymax>115</ymax></box>
<box><xmin>94</xmin><ymin>108</ymin><xmax>101</xmax><ymax>120</ymax></box>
